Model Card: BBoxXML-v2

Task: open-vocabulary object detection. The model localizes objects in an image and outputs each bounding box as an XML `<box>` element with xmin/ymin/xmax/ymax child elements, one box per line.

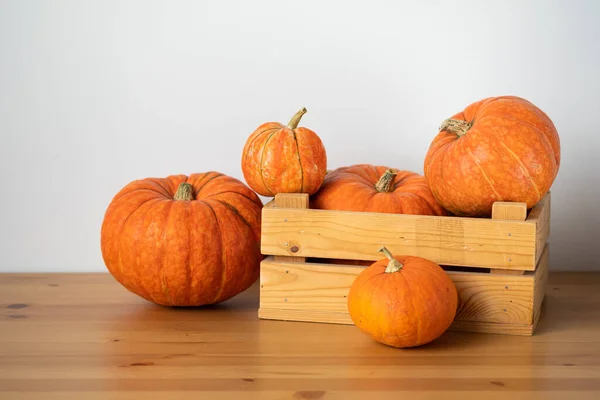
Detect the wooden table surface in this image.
<box><xmin>1</xmin><ymin>272</ymin><xmax>600</xmax><ymax>400</ymax></box>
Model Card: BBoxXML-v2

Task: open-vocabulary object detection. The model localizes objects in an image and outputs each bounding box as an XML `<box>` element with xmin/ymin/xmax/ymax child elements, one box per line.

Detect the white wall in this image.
<box><xmin>1</xmin><ymin>0</ymin><xmax>598</xmax><ymax>272</ymax></box>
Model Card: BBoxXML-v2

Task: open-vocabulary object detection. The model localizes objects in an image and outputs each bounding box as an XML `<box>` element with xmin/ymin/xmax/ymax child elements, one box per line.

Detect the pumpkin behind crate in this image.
<box><xmin>100</xmin><ymin>172</ymin><xmax>263</xmax><ymax>307</ymax></box>
<box><xmin>311</xmin><ymin>164</ymin><xmax>447</xmax><ymax>216</ymax></box>
<box><xmin>241</xmin><ymin>107</ymin><xmax>327</xmax><ymax>196</ymax></box>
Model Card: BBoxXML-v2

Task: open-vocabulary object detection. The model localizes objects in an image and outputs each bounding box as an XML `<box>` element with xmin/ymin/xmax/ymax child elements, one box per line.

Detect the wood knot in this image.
<box><xmin>293</xmin><ymin>391</ymin><xmax>326</xmax><ymax>399</ymax></box>
<box><xmin>126</xmin><ymin>362</ymin><xmax>155</xmax><ymax>367</ymax></box>
<box><xmin>6</xmin><ymin>304</ymin><xmax>28</xmax><ymax>309</ymax></box>
<box><xmin>290</xmin><ymin>245</ymin><xmax>299</xmax><ymax>253</ymax></box>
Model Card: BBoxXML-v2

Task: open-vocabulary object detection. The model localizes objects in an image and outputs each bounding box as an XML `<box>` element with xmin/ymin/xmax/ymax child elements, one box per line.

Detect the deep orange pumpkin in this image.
<box><xmin>100</xmin><ymin>172</ymin><xmax>263</xmax><ymax>306</ymax></box>
<box><xmin>241</xmin><ymin>108</ymin><xmax>327</xmax><ymax>196</ymax></box>
<box><xmin>424</xmin><ymin>96</ymin><xmax>560</xmax><ymax>217</ymax></box>
<box><xmin>311</xmin><ymin>164</ymin><xmax>446</xmax><ymax>216</ymax></box>
<box><xmin>347</xmin><ymin>247</ymin><xmax>458</xmax><ymax>348</ymax></box>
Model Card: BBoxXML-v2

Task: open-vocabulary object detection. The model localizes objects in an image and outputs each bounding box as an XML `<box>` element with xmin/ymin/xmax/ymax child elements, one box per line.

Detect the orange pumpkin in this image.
<box><xmin>311</xmin><ymin>164</ymin><xmax>446</xmax><ymax>216</ymax></box>
<box><xmin>100</xmin><ymin>172</ymin><xmax>263</xmax><ymax>306</ymax></box>
<box><xmin>347</xmin><ymin>247</ymin><xmax>458</xmax><ymax>348</ymax></box>
<box><xmin>424</xmin><ymin>96</ymin><xmax>560</xmax><ymax>217</ymax></box>
<box><xmin>241</xmin><ymin>108</ymin><xmax>327</xmax><ymax>196</ymax></box>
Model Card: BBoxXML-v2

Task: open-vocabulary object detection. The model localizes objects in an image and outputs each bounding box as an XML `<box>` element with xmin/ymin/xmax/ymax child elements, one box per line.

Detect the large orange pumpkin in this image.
<box><xmin>347</xmin><ymin>247</ymin><xmax>458</xmax><ymax>348</ymax></box>
<box><xmin>100</xmin><ymin>172</ymin><xmax>263</xmax><ymax>306</ymax></box>
<box><xmin>311</xmin><ymin>164</ymin><xmax>446</xmax><ymax>215</ymax></box>
<box><xmin>424</xmin><ymin>96</ymin><xmax>560</xmax><ymax>217</ymax></box>
<box><xmin>241</xmin><ymin>108</ymin><xmax>327</xmax><ymax>196</ymax></box>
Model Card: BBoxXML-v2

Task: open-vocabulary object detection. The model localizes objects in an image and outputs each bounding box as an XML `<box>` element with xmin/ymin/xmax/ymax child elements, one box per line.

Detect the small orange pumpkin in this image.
<box><xmin>311</xmin><ymin>164</ymin><xmax>446</xmax><ymax>216</ymax></box>
<box><xmin>241</xmin><ymin>108</ymin><xmax>327</xmax><ymax>196</ymax></box>
<box><xmin>347</xmin><ymin>247</ymin><xmax>458</xmax><ymax>348</ymax></box>
<box><xmin>100</xmin><ymin>172</ymin><xmax>263</xmax><ymax>306</ymax></box>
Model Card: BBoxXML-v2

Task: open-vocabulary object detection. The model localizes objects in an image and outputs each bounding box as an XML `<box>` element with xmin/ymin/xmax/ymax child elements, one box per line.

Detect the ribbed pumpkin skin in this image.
<box><xmin>311</xmin><ymin>164</ymin><xmax>446</xmax><ymax>216</ymax></box>
<box><xmin>100</xmin><ymin>172</ymin><xmax>263</xmax><ymax>306</ymax></box>
<box><xmin>347</xmin><ymin>255</ymin><xmax>458</xmax><ymax>348</ymax></box>
<box><xmin>241</xmin><ymin>118</ymin><xmax>327</xmax><ymax>196</ymax></box>
<box><xmin>424</xmin><ymin>96</ymin><xmax>560</xmax><ymax>217</ymax></box>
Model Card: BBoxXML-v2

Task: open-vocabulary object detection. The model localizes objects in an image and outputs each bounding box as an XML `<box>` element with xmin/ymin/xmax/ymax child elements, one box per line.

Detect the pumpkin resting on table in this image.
<box><xmin>311</xmin><ymin>164</ymin><xmax>446</xmax><ymax>216</ymax></box>
<box><xmin>241</xmin><ymin>107</ymin><xmax>327</xmax><ymax>196</ymax></box>
<box><xmin>424</xmin><ymin>95</ymin><xmax>560</xmax><ymax>217</ymax></box>
<box><xmin>347</xmin><ymin>247</ymin><xmax>458</xmax><ymax>348</ymax></box>
<box><xmin>100</xmin><ymin>172</ymin><xmax>263</xmax><ymax>307</ymax></box>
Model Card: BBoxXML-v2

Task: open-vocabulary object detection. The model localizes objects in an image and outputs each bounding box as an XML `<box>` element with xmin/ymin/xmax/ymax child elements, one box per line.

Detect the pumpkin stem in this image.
<box><xmin>374</xmin><ymin>169</ymin><xmax>398</xmax><ymax>193</ymax></box>
<box><xmin>439</xmin><ymin>118</ymin><xmax>473</xmax><ymax>137</ymax></box>
<box><xmin>287</xmin><ymin>107</ymin><xmax>307</xmax><ymax>130</ymax></box>
<box><xmin>379</xmin><ymin>246</ymin><xmax>403</xmax><ymax>273</ymax></box>
<box><xmin>174</xmin><ymin>182</ymin><xmax>194</xmax><ymax>201</ymax></box>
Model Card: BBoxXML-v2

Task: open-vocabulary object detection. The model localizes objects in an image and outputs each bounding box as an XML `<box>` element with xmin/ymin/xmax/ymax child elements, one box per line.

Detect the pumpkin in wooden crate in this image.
<box><xmin>424</xmin><ymin>95</ymin><xmax>560</xmax><ymax>217</ymax></box>
<box><xmin>311</xmin><ymin>164</ymin><xmax>446</xmax><ymax>216</ymax></box>
<box><xmin>347</xmin><ymin>247</ymin><xmax>458</xmax><ymax>348</ymax></box>
<box><xmin>100</xmin><ymin>172</ymin><xmax>263</xmax><ymax>306</ymax></box>
<box><xmin>241</xmin><ymin>108</ymin><xmax>327</xmax><ymax>196</ymax></box>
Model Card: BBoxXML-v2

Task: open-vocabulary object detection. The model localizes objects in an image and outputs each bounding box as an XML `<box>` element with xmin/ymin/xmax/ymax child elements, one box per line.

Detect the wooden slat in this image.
<box><xmin>490</xmin><ymin>200</ymin><xmax>528</xmax><ymax>275</ymax></box>
<box><xmin>259</xmin><ymin>308</ymin><xmax>352</xmax><ymax>325</ymax></box>
<box><xmin>492</xmin><ymin>201</ymin><xmax>527</xmax><ymax>221</ymax></box>
<box><xmin>259</xmin><ymin>256</ymin><xmax>541</xmax><ymax>333</ymax></box>
<box><xmin>261</xmin><ymin>207</ymin><xmax>538</xmax><ymax>270</ymax></box>
<box><xmin>259</xmin><ymin>260</ymin><xmax>361</xmax><ymax>313</ymax></box>
<box><xmin>272</xmin><ymin>193</ymin><xmax>309</xmax><ymax>263</ymax></box>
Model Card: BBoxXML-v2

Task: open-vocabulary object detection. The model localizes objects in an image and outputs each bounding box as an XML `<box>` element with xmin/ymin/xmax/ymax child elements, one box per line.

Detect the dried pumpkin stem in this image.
<box><xmin>379</xmin><ymin>246</ymin><xmax>403</xmax><ymax>273</ymax></box>
<box><xmin>439</xmin><ymin>118</ymin><xmax>473</xmax><ymax>137</ymax></box>
<box><xmin>374</xmin><ymin>169</ymin><xmax>398</xmax><ymax>193</ymax></box>
<box><xmin>287</xmin><ymin>107</ymin><xmax>307</xmax><ymax>130</ymax></box>
<box><xmin>174</xmin><ymin>182</ymin><xmax>194</xmax><ymax>201</ymax></box>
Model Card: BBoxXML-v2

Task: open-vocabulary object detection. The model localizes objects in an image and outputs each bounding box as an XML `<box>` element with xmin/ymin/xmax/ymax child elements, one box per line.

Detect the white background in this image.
<box><xmin>1</xmin><ymin>0</ymin><xmax>598</xmax><ymax>272</ymax></box>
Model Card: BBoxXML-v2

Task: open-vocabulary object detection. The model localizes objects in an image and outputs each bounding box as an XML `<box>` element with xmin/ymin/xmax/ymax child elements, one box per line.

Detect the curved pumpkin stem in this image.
<box><xmin>379</xmin><ymin>246</ymin><xmax>403</xmax><ymax>273</ymax></box>
<box><xmin>439</xmin><ymin>118</ymin><xmax>473</xmax><ymax>137</ymax></box>
<box><xmin>375</xmin><ymin>169</ymin><xmax>398</xmax><ymax>193</ymax></box>
<box><xmin>287</xmin><ymin>107</ymin><xmax>307</xmax><ymax>130</ymax></box>
<box><xmin>174</xmin><ymin>182</ymin><xmax>194</xmax><ymax>201</ymax></box>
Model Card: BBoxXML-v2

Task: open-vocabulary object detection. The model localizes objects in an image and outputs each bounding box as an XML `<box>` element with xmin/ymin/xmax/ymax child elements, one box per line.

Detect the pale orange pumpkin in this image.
<box><xmin>347</xmin><ymin>247</ymin><xmax>458</xmax><ymax>348</ymax></box>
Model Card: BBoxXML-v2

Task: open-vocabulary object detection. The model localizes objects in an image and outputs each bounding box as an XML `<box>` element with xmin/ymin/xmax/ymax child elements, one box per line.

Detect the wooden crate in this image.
<box><xmin>258</xmin><ymin>192</ymin><xmax>551</xmax><ymax>336</ymax></box>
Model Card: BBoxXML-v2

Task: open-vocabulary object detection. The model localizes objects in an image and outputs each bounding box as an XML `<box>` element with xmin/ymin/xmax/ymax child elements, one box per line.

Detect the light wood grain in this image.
<box><xmin>261</xmin><ymin>202</ymin><xmax>542</xmax><ymax>271</ymax></box>
<box><xmin>490</xmin><ymin>200</ymin><xmax>528</xmax><ymax>275</ymax></box>
<box><xmin>492</xmin><ymin>201</ymin><xmax>528</xmax><ymax>221</ymax></box>
<box><xmin>2</xmin><ymin>271</ymin><xmax>600</xmax><ymax>399</ymax></box>
<box><xmin>531</xmin><ymin>192</ymin><xmax>551</xmax><ymax>264</ymax></box>
<box><xmin>272</xmin><ymin>193</ymin><xmax>309</xmax><ymax>264</ymax></box>
<box><xmin>259</xmin><ymin>252</ymin><xmax>549</xmax><ymax>334</ymax></box>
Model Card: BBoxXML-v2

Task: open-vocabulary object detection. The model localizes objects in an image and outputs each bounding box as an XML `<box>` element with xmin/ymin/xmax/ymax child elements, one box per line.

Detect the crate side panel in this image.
<box><xmin>261</xmin><ymin>207</ymin><xmax>537</xmax><ymax>270</ymax></box>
